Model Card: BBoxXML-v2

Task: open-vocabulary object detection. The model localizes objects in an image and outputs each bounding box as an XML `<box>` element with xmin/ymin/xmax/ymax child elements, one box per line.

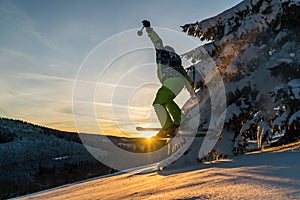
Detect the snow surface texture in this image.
<box><xmin>19</xmin><ymin>148</ymin><xmax>300</xmax><ymax>200</ymax></box>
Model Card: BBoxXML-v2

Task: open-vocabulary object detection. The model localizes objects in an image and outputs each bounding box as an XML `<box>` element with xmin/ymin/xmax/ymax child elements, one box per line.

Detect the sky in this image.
<box><xmin>0</xmin><ymin>0</ymin><xmax>242</xmax><ymax>136</ymax></box>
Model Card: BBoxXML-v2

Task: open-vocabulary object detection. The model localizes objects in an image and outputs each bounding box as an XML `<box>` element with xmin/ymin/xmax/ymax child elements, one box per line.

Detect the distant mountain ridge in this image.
<box><xmin>0</xmin><ymin>117</ymin><xmax>111</xmax><ymax>199</ymax></box>
<box><xmin>0</xmin><ymin>117</ymin><xmax>82</xmax><ymax>144</ymax></box>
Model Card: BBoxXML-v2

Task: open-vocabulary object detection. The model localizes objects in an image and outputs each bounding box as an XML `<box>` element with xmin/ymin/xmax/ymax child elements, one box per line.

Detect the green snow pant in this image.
<box><xmin>152</xmin><ymin>78</ymin><xmax>185</xmax><ymax>129</ymax></box>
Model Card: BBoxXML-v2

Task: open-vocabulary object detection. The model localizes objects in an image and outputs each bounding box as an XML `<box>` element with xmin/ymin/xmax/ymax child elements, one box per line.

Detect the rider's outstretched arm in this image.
<box><xmin>145</xmin><ymin>27</ymin><xmax>164</xmax><ymax>50</ymax></box>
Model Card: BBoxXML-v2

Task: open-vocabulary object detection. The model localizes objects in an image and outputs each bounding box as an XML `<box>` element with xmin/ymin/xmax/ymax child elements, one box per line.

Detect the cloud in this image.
<box><xmin>0</xmin><ymin>49</ymin><xmax>38</xmax><ymax>74</ymax></box>
<box><xmin>19</xmin><ymin>72</ymin><xmax>141</xmax><ymax>90</ymax></box>
<box><xmin>19</xmin><ymin>72</ymin><xmax>75</xmax><ymax>82</ymax></box>
<box><xmin>0</xmin><ymin>0</ymin><xmax>63</xmax><ymax>54</ymax></box>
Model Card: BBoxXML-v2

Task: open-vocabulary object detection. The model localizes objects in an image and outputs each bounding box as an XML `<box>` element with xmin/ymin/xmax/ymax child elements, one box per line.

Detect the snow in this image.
<box><xmin>288</xmin><ymin>79</ymin><xmax>300</xmax><ymax>88</ymax></box>
<box><xmin>253</xmin><ymin>110</ymin><xmax>268</xmax><ymax>121</ymax></box>
<box><xmin>277</xmin><ymin>58</ymin><xmax>294</xmax><ymax>64</ymax></box>
<box><xmin>289</xmin><ymin>53</ymin><xmax>295</xmax><ymax>58</ymax></box>
<box><xmin>272</xmin><ymin>110</ymin><xmax>290</xmax><ymax>127</ymax></box>
<box><xmin>272</xmin><ymin>79</ymin><xmax>300</xmax><ymax>100</ymax></box>
<box><xmin>182</xmin><ymin>0</ymin><xmax>282</xmax><ymax>41</ymax></box>
<box><xmin>273</xmin><ymin>79</ymin><xmax>300</xmax><ymax>100</ymax></box>
<box><xmin>241</xmin><ymin>119</ymin><xmax>255</xmax><ymax>132</ymax></box>
<box><xmin>19</xmin><ymin>148</ymin><xmax>300</xmax><ymax>199</ymax></box>
<box><xmin>52</xmin><ymin>156</ymin><xmax>70</xmax><ymax>161</ymax></box>
<box><xmin>292</xmin><ymin>88</ymin><xmax>300</xmax><ymax>99</ymax></box>
<box><xmin>282</xmin><ymin>0</ymin><xmax>300</xmax><ymax>6</ymax></box>
<box><xmin>257</xmin><ymin>120</ymin><xmax>272</xmax><ymax>148</ymax></box>
<box><xmin>224</xmin><ymin>103</ymin><xmax>242</xmax><ymax>123</ymax></box>
<box><xmin>233</xmin><ymin>45</ymin><xmax>261</xmax><ymax>70</ymax></box>
<box><xmin>289</xmin><ymin>110</ymin><xmax>300</xmax><ymax>125</ymax></box>
<box><xmin>274</xmin><ymin>31</ymin><xmax>288</xmax><ymax>44</ymax></box>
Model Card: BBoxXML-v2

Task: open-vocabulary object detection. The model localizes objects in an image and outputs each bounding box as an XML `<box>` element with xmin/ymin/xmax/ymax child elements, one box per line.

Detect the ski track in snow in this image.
<box><xmin>19</xmin><ymin>149</ymin><xmax>300</xmax><ymax>200</ymax></box>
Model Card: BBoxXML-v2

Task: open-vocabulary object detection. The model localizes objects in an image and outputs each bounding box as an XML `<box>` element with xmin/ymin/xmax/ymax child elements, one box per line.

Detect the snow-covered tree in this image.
<box><xmin>182</xmin><ymin>0</ymin><xmax>300</xmax><ymax>152</ymax></box>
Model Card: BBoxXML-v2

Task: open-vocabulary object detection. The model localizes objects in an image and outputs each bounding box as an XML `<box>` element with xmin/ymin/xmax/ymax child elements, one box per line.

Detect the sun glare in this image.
<box><xmin>139</xmin><ymin>131</ymin><xmax>157</xmax><ymax>138</ymax></box>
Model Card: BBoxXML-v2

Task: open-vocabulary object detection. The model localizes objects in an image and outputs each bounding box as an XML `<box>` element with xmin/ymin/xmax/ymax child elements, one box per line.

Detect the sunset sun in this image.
<box><xmin>139</xmin><ymin>131</ymin><xmax>157</xmax><ymax>138</ymax></box>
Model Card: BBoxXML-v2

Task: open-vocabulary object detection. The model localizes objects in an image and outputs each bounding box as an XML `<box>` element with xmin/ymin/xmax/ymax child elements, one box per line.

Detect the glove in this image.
<box><xmin>142</xmin><ymin>20</ymin><xmax>151</xmax><ymax>28</ymax></box>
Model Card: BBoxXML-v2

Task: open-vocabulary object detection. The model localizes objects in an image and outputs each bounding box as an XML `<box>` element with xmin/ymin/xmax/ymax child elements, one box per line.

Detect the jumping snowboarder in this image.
<box><xmin>140</xmin><ymin>20</ymin><xmax>195</xmax><ymax>138</ymax></box>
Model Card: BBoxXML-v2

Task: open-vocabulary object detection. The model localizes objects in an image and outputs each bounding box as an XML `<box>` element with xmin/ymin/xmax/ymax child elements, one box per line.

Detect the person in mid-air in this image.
<box><xmin>142</xmin><ymin>20</ymin><xmax>195</xmax><ymax>137</ymax></box>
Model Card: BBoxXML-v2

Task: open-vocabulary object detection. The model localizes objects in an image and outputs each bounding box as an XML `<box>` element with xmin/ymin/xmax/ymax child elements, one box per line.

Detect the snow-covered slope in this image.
<box><xmin>19</xmin><ymin>147</ymin><xmax>300</xmax><ymax>200</ymax></box>
<box><xmin>11</xmin><ymin>1</ymin><xmax>300</xmax><ymax>198</ymax></box>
